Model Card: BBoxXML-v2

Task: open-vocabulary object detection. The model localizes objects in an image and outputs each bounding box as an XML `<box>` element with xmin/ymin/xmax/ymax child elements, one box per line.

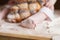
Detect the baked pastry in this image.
<box><xmin>15</xmin><ymin>0</ymin><xmax>27</xmax><ymax>3</ymax></box>
<box><xmin>7</xmin><ymin>13</ymin><xmax>16</xmax><ymax>23</ymax></box>
<box><xmin>7</xmin><ymin>13</ymin><xmax>21</xmax><ymax>23</ymax></box>
<box><xmin>29</xmin><ymin>2</ymin><xmax>41</xmax><ymax>14</ymax></box>
<box><xmin>10</xmin><ymin>6</ymin><xmax>19</xmax><ymax>12</ymax></box>
<box><xmin>28</xmin><ymin>0</ymin><xmax>37</xmax><ymax>3</ymax></box>
<box><xmin>17</xmin><ymin>3</ymin><xmax>28</xmax><ymax>10</ymax></box>
<box><xmin>7</xmin><ymin>6</ymin><xmax>21</xmax><ymax>23</ymax></box>
<box><xmin>5</xmin><ymin>0</ymin><xmax>43</xmax><ymax>23</ymax></box>
<box><xmin>15</xmin><ymin>13</ymin><xmax>21</xmax><ymax>22</ymax></box>
<box><xmin>19</xmin><ymin>10</ymin><xmax>31</xmax><ymax>20</ymax></box>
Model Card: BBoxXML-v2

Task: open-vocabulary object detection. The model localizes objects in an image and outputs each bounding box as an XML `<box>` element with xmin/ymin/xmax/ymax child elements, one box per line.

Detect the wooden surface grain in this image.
<box><xmin>0</xmin><ymin>30</ymin><xmax>51</xmax><ymax>40</ymax></box>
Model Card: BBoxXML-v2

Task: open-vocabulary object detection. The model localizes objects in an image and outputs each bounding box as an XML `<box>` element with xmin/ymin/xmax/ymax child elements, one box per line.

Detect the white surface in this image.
<box><xmin>40</xmin><ymin>7</ymin><xmax>55</xmax><ymax>20</ymax></box>
<box><xmin>52</xmin><ymin>35</ymin><xmax>60</xmax><ymax>40</ymax></box>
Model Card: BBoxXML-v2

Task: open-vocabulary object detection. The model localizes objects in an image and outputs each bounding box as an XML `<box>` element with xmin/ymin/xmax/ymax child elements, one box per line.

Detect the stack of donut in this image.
<box><xmin>6</xmin><ymin>0</ymin><xmax>46</xmax><ymax>23</ymax></box>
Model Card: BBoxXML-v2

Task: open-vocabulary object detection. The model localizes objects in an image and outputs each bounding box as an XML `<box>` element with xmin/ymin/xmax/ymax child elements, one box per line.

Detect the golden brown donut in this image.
<box><xmin>7</xmin><ymin>13</ymin><xmax>21</xmax><ymax>23</ymax></box>
<box><xmin>19</xmin><ymin>10</ymin><xmax>31</xmax><ymax>20</ymax></box>
<box><xmin>15</xmin><ymin>0</ymin><xmax>28</xmax><ymax>3</ymax></box>
<box><xmin>15</xmin><ymin>13</ymin><xmax>22</xmax><ymax>22</ymax></box>
<box><xmin>17</xmin><ymin>3</ymin><xmax>28</xmax><ymax>10</ymax></box>
<box><xmin>7</xmin><ymin>6</ymin><xmax>21</xmax><ymax>23</ymax></box>
<box><xmin>10</xmin><ymin>5</ymin><xmax>19</xmax><ymax>12</ymax></box>
<box><xmin>7</xmin><ymin>13</ymin><xmax>16</xmax><ymax>23</ymax></box>
<box><xmin>28</xmin><ymin>0</ymin><xmax>37</xmax><ymax>3</ymax></box>
<box><xmin>5</xmin><ymin>0</ymin><xmax>43</xmax><ymax>23</ymax></box>
<box><xmin>29</xmin><ymin>2</ymin><xmax>41</xmax><ymax>14</ymax></box>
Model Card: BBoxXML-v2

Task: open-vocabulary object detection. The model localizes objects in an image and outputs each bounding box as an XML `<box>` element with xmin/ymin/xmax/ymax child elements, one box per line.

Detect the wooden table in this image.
<box><xmin>0</xmin><ymin>22</ymin><xmax>52</xmax><ymax>40</ymax></box>
<box><xmin>0</xmin><ymin>31</ymin><xmax>52</xmax><ymax>40</ymax></box>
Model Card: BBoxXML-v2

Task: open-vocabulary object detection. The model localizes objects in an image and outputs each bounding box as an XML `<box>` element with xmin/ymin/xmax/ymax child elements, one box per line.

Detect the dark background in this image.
<box><xmin>0</xmin><ymin>0</ymin><xmax>60</xmax><ymax>9</ymax></box>
<box><xmin>55</xmin><ymin>0</ymin><xmax>60</xmax><ymax>9</ymax></box>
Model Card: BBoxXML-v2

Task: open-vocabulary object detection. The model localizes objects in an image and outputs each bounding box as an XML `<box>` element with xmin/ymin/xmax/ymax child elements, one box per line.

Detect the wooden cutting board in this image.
<box><xmin>0</xmin><ymin>20</ymin><xmax>52</xmax><ymax>40</ymax></box>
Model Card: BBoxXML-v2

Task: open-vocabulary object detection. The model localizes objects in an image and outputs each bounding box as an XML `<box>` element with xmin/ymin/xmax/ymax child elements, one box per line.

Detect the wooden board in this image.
<box><xmin>0</xmin><ymin>22</ymin><xmax>52</xmax><ymax>40</ymax></box>
<box><xmin>0</xmin><ymin>32</ymin><xmax>51</xmax><ymax>40</ymax></box>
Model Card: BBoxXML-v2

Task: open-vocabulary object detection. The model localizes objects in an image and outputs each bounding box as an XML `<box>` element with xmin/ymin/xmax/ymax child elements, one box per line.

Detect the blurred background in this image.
<box><xmin>54</xmin><ymin>0</ymin><xmax>60</xmax><ymax>17</ymax></box>
<box><xmin>55</xmin><ymin>0</ymin><xmax>60</xmax><ymax>9</ymax></box>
